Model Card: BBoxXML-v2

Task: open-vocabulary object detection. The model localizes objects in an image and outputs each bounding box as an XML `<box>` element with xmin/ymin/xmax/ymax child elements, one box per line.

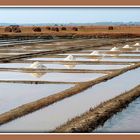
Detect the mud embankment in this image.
<box><xmin>72</xmin><ymin>33</ymin><xmax>140</xmax><ymax>39</ymax></box>
<box><xmin>54</xmin><ymin>84</ymin><xmax>140</xmax><ymax>133</ymax></box>
<box><xmin>0</xmin><ymin>63</ymin><xmax>139</xmax><ymax>126</ymax></box>
<box><xmin>11</xmin><ymin>60</ymin><xmax>134</xmax><ymax>65</ymax></box>
<box><xmin>0</xmin><ymin>38</ymin><xmax>139</xmax><ymax>63</ymax></box>
<box><xmin>1</xmin><ymin>32</ymin><xmax>140</xmax><ymax>39</ymax></box>
<box><xmin>0</xmin><ymin>67</ymin><xmax>113</xmax><ymax>74</ymax></box>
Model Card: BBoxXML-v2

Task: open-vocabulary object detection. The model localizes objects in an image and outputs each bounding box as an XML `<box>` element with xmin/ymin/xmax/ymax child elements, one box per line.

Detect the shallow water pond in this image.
<box><xmin>0</xmin><ymin>63</ymin><xmax>128</xmax><ymax>70</ymax></box>
<box><xmin>101</xmin><ymin>58</ymin><xmax>140</xmax><ymax>62</ymax></box>
<box><xmin>94</xmin><ymin>97</ymin><xmax>140</xmax><ymax>133</ymax></box>
<box><xmin>119</xmin><ymin>54</ymin><xmax>140</xmax><ymax>56</ymax></box>
<box><xmin>0</xmin><ymin>67</ymin><xmax>139</xmax><ymax>132</ymax></box>
<box><xmin>0</xmin><ymin>83</ymin><xmax>73</xmax><ymax>114</ymax></box>
<box><xmin>0</xmin><ymin>71</ymin><xmax>104</xmax><ymax>82</ymax></box>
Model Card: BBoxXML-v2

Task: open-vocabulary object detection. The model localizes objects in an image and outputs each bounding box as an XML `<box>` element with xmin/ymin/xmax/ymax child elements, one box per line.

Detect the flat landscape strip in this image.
<box><xmin>0</xmin><ymin>68</ymin><xmax>113</xmax><ymax>74</ymax></box>
<box><xmin>40</xmin><ymin>54</ymin><xmax>140</xmax><ymax>59</ymax></box>
<box><xmin>0</xmin><ymin>80</ymin><xmax>78</xmax><ymax>84</ymax></box>
<box><xmin>0</xmin><ymin>63</ymin><xmax>139</xmax><ymax>126</ymax></box>
<box><xmin>106</xmin><ymin>51</ymin><xmax>140</xmax><ymax>54</ymax></box>
<box><xmin>11</xmin><ymin>60</ymin><xmax>134</xmax><ymax>65</ymax></box>
<box><xmin>0</xmin><ymin>38</ymin><xmax>138</xmax><ymax>63</ymax></box>
<box><xmin>54</xmin><ymin>84</ymin><xmax>140</xmax><ymax>133</ymax></box>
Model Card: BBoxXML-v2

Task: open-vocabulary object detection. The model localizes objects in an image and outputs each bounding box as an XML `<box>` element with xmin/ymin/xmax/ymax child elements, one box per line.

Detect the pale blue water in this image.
<box><xmin>94</xmin><ymin>97</ymin><xmax>140</xmax><ymax>133</ymax></box>
<box><xmin>0</xmin><ymin>67</ymin><xmax>139</xmax><ymax>132</ymax></box>
<box><xmin>0</xmin><ymin>83</ymin><xmax>73</xmax><ymax>114</ymax></box>
<box><xmin>0</xmin><ymin>71</ymin><xmax>104</xmax><ymax>82</ymax></box>
<box><xmin>0</xmin><ymin>63</ymin><xmax>129</xmax><ymax>70</ymax></box>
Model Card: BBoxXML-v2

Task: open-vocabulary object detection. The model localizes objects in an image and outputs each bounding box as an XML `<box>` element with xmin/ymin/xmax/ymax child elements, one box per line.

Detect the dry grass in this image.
<box><xmin>54</xmin><ymin>84</ymin><xmax>140</xmax><ymax>133</ymax></box>
<box><xmin>1</xmin><ymin>25</ymin><xmax>140</xmax><ymax>38</ymax></box>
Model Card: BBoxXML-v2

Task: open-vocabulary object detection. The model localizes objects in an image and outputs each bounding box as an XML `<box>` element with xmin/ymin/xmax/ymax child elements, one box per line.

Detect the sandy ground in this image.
<box><xmin>1</xmin><ymin>25</ymin><xmax>140</xmax><ymax>38</ymax></box>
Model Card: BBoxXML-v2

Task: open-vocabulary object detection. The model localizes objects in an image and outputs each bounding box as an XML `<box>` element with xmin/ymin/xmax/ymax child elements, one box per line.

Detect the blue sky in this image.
<box><xmin>0</xmin><ymin>8</ymin><xmax>140</xmax><ymax>23</ymax></box>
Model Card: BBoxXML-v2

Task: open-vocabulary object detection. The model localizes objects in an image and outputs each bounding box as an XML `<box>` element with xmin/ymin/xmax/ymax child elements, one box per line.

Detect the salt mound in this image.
<box><xmin>30</xmin><ymin>61</ymin><xmax>46</xmax><ymax>69</ymax></box>
<box><xmin>123</xmin><ymin>45</ymin><xmax>131</xmax><ymax>49</ymax></box>
<box><xmin>110</xmin><ymin>47</ymin><xmax>119</xmax><ymax>51</ymax></box>
<box><xmin>29</xmin><ymin>61</ymin><xmax>47</xmax><ymax>78</ymax></box>
<box><xmin>134</xmin><ymin>43</ymin><xmax>140</xmax><ymax>46</ymax></box>
<box><xmin>64</xmin><ymin>55</ymin><xmax>75</xmax><ymax>61</ymax></box>
<box><xmin>90</xmin><ymin>51</ymin><xmax>100</xmax><ymax>55</ymax></box>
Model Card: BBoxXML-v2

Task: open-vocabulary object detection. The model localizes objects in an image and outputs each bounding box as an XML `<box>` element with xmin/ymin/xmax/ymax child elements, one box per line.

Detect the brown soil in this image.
<box><xmin>1</xmin><ymin>25</ymin><xmax>140</xmax><ymax>38</ymax></box>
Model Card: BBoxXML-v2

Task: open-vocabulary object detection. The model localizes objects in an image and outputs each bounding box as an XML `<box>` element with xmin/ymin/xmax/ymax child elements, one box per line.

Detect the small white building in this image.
<box><xmin>64</xmin><ymin>64</ymin><xmax>75</xmax><ymax>69</ymax></box>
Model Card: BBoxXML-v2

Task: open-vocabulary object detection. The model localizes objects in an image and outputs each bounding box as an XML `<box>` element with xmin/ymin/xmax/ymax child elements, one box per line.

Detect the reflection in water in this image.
<box><xmin>29</xmin><ymin>61</ymin><xmax>46</xmax><ymax>69</ymax></box>
<box><xmin>64</xmin><ymin>64</ymin><xmax>76</xmax><ymax>69</ymax></box>
<box><xmin>134</xmin><ymin>43</ymin><xmax>140</xmax><ymax>46</ymax></box>
<box><xmin>30</xmin><ymin>72</ymin><xmax>46</xmax><ymax>78</ymax></box>
<box><xmin>94</xmin><ymin>97</ymin><xmax>140</xmax><ymax>133</ymax></box>
<box><xmin>63</xmin><ymin>55</ymin><xmax>76</xmax><ymax>69</ymax></box>
<box><xmin>29</xmin><ymin>61</ymin><xmax>47</xmax><ymax>78</ymax></box>
<box><xmin>89</xmin><ymin>51</ymin><xmax>104</xmax><ymax>61</ymax></box>
<box><xmin>90</xmin><ymin>51</ymin><xmax>100</xmax><ymax>55</ymax></box>
<box><xmin>89</xmin><ymin>58</ymin><xmax>102</xmax><ymax>61</ymax></box>
<box><xmin>136</xmin><ymin>48</ymin><xmax>139</xmax><ymax>51</ymax></box>
<box><xmin>0</xmin><ymin>83</ymin><xmax>73</xmax><ymax>114</ymax></box>
<box><xmin>106</xmin><ymin>52</ymin><xmax>120</xmax><ymax>57</ymax></box>
<box><xmin>109</xmin><ymin>54</ymin><xmax>119</xmax><ymax>57</ymax></box>
<box><xmin>89</xmin><ymin>51</ymin><xmax>103</xmax><ymax>61</ymax></box>
<box><xmin>64</xmin><ymin>55</ymin><xmax>75</xmax><ymax>61</ymax></box>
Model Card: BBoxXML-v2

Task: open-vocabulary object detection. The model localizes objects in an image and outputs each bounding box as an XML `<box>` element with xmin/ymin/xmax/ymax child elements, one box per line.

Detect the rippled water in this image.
<box><xmin>94</xmin><ymin>97</ymin><xmax>140</xmax><ymax>133</ymax></box>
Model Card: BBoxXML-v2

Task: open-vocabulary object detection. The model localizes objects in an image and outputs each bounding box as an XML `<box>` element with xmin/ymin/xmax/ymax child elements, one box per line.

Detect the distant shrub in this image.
<box><xmin>11</xmin><ymin>25</ymin><xmax>20</xmax><ymax>31</ymax></box>
<box><xmin>61</xmin><ymin>27</ymin><xmax>67</xmax><ymax>31</ymax></box>
<box><xmin>72</xmin><ymin>27</ymin><xmax>78</xmax><ymax>31</ymax></box>
<box><xmin>13</xmin><ymin>28</ymin><xmax>21</xmax><ymax>33</ymax></box>
<box><xmin>51</xmin><ymin>27</ymin><xmax>59</xmax><ymax>32</ymax></box>
<box><xmin>5</xmin><ymin>25</ymin><xmax>21</xmax><ymax>33</ymax></box>
<box><xmin>4</xmin><ymin>27</ymin><xmax>12</xmax><ymax>32</ymax></box>
<box><xmin>108</xmin><ymin>26</ymin><xmax>114</xmax><ymax>30</ymax></box>
<box><xmin>46</xmin><ymin>27</ymin><xmax>51</xmax><ymax>30</ymax></box>
<box><xmin>32</xmin><ymin>27</ymin><xmax>41</xmax><ymax>32</ymax></box>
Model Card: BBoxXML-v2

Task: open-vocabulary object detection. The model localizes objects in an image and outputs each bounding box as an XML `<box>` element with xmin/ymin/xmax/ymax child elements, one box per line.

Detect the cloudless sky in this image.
<box><xmin>0</xmin><ymin>8</ymin><xmax>140</xmax><ymax>24</ymax></box>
